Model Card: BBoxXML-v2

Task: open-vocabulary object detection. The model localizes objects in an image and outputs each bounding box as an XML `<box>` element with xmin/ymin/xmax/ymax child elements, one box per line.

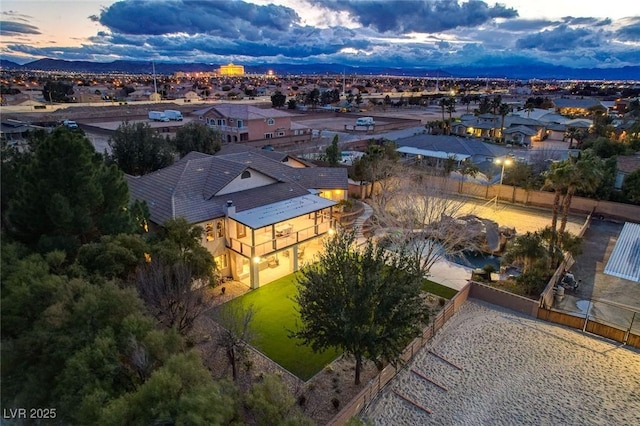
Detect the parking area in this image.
<box><xmin>555</xmin><ymin>219</ymin><xmax>640</xmax><ymax>319</ymax></box>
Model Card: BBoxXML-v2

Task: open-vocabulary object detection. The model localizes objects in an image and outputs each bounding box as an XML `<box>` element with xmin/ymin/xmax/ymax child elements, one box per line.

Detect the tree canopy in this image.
<box><xmin>293</xmin><ymin>229</ymin><xmax>429</xmax><ymax>384</ymax></box>
<box><xmin>271</xmin><ymin>90</ymin><xmax>286</xmax><ymax>108</ymax></box>
<box><xmin>174</xmin><ymin>121</ymin><xmax>222</xmax><ymax>157</ymax></box>
<box><xmin>108</xmin><ymin>121</ymin><xmax>174</xmax><ymax>176</ymax></box>
<box><xmin>7</xmin><ymin>127</ymin><xmax>133</xmax><ymax>254</ymax></box>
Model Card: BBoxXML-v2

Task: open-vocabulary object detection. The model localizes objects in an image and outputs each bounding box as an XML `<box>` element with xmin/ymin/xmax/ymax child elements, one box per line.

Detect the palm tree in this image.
<box><xmin>446</xmin><ymin>97</ymin><xmax>456</xmax><ymax>135</ymax></box>
<box><xmin>439</xmin><ymin>97</ymin><xmax>448</xmax><ymax>122</ymax></box>
<box><xmin>491</xmin><ymin>95</ymin><xmax>502</xmax><ymax>114</ymax></box>
<box><xmin>461</xmin><ymin>95</ymin><xmax>471</xmax><ymax>113</ymax></box>
<box><xmin>502</xmin><ymin>231</ymin><xmax>547</xmax><ymax>274</ymax></box>
<box><xmin>524</xmin><ymin>102</ymin><xmax>535</xmax><ymax>118</ymax></box>
<box><xmin>542</xmin><ymin>161</ymin><xmax>570</xmax><ymax>264</ymax></box>
<box><xmin>557</xmin><ymin>150</ymin><xmax>603</xmax><ymax>245</ymax></box>
<box><xmin>564</xmin><ymin>126</ymin><xmax>580</xmax><ymax>149</ymax></box>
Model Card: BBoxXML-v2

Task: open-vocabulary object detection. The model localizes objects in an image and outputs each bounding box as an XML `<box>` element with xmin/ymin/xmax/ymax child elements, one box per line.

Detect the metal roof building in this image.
<box><xmin>604</xmin><ymin>222</ymin><xmax>640</xmax><ymax>282</ymax></box>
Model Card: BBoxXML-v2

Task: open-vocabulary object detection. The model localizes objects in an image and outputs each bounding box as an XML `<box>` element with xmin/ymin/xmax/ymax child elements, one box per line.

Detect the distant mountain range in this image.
<box><xmin>1</xmin><ymin>58</ymin><xmax>639</xmax><ymax>81</ymax></box>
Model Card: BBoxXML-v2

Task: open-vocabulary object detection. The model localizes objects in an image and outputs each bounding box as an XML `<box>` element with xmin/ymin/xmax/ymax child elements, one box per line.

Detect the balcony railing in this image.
<box><xmin>217</xmin><ymin>125</ymin><xmax>248</xmax><ymax>133</ymax></box>
<box><xmin>228</xmin><ymin>222</ymin><xmax>330</xmax><ymax>257</ymax></box>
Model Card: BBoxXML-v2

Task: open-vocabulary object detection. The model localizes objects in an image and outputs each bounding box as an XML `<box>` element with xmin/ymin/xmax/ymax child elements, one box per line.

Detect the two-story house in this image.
<box><xmin>194</xmin><ymin>103</ymin><xmax>312</xmax><ymax>149</ymax></box>
<box><xmin>126</xmin><ymin>144</ymin><xmax>348</xmax><ymax>289</ymax></box>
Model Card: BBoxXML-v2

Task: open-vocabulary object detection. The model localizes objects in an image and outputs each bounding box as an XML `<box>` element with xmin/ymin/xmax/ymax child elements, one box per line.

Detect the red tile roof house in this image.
<box><xmin>126</xmin><ymin>145</ymin><xmax>348</xmax><ymax>289</ymax></box>
<box><xmin>193</xmin><ymin>103</ymin><xmax>312</xmax><ymax>150</ymax></box>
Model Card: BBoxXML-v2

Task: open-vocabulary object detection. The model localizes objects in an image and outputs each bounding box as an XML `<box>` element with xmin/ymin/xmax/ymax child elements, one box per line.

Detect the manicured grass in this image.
<box><xmin>422</xmin><ymin>279</ymin><xmax>458</xmax><ymax>299</ymax></box>
<box><xmin>223</xmin><ymin>274</ymin><xmax>341</xmax><ymax>381</ymax></box>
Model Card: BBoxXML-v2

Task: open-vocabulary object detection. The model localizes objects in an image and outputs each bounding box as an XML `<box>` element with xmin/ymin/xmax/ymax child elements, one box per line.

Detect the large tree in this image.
<box><xmin>174</xmin><ymin>121</ymin><xmax>222</xmax><ymax>157</ymax></box>
<box><xmin>369</xmin><ymin>168</ymin><xmax>480</xmax><ymax>277</ymax></box>
<box><xmin>324</xmin><ymin>134</ymin><xmax>341</xmax><ymax>166</ymax></box>
<box><xmin>150</xmin><ymin>217</ymin><xmax>217</xmax><ymax>284</ymax></box>
<box><xmin>293</xmin><ymin>229</ymin><xmax>429</xmax><ymax>385</ymax></box>
<box><xmin>108</xmin><ymin>121</ymin><xmax>174</xmax><ymax>175</ymax></box>
<box><xmin>136</xmin><ymin>259</ymin><xmax>214</xmax><ymax>336</ymax></box>
<box><xmin>2</xmin><ymin>272</ymin><xmax>183</xmax><ymax>424</ymax></box>
<box><xmin>622</xmin><ymin>169</ymin><xmax>640</xmax><ymax>204</ymax></box>
<box><xmin>542</xmin><ymin>150</ymin><xmax>603</xmax><ymax>264</ymax></box>
<box><xmin>98</xmin><ymin>351</ymin><xmax>239</xmax><ymax>426</ymax></box>
<box><xmin>7</xmin><ymin>127</ymin><xmax>133</xmax><ymax>254</ymax></box>
<box><xmin>210</xmin><ymin>302</ymin><xmax>256</xmax><ymax>381</ymax></box>
<box><xmin>271</xmin><ymin>90</ymin><xmax>286</xmax><ymax>108</ymax></box>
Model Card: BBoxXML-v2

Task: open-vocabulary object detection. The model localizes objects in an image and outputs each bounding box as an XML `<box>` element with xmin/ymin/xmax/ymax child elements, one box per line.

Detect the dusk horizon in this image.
<box><xmin>1</xmin><ymin>0</ymin><xmax>638</xmax><ymax>78</ymax></box>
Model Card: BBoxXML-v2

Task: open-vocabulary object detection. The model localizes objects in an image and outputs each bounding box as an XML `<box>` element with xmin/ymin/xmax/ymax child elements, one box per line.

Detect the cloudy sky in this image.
<box><xmin>1</xmin><ymin>0</ymin><xmax>639</xmax><ymax>70</ymax></box>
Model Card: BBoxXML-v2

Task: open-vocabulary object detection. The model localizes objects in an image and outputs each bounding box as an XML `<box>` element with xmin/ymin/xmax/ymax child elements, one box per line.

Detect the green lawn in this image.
<box><xmin>221</xmin><ymin>275</ymin><xmax>456</xmax><ymax>381</ymax></box>
<box><xmin>223</xmin><ymin>274</ymin><xmax>341</xmax><ymax>381</ymax></box>
<box><xmin>421</xmin><ymin>279</ymin><xmax>458</xmax><ymax>299</ymax></box>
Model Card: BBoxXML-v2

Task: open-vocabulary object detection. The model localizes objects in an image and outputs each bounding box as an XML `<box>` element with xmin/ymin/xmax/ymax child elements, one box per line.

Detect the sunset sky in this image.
<box><xmin>1</xmin><ymin>0</ymin><xmax>638</xmax><ymax>70</ymax></box>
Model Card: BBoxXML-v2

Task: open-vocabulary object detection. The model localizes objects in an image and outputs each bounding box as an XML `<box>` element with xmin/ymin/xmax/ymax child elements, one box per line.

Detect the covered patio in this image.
<box><xmin>226</xmin><ymin>194</ymin><xmax>336</xmax><ymax>288</ymax></box>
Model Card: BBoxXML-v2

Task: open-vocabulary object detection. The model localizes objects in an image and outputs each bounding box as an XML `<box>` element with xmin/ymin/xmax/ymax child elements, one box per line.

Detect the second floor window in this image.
<box><xmin>205</xmin><ymin>223</ymin><xmax>214</xmax><ymax>241</ymax></box>
<box><xmin>264</xmin><ymin>133</ymin><xmax>273</xmax><ymax>139</ymax></box>
<box><xmin>237</xmin><ymin>120</ymin><xmax>243</xmax><ymax>128</ymax></box>
<box><xmin>267</xmin><ymin>118</ymin><xmax>275</xmax><ymax>125</ymax></box>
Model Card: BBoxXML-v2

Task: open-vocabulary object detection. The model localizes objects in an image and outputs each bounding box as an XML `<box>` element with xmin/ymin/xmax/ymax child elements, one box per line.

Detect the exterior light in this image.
<box><xmin>328</xmin><ymin>228</ymin><xmax>335</xmax><ymax>235</ymax></box>
<box><xmin>494</xmin><ymin>157</ymin><xmax>513</xmax><ymax>208</ymax></box>
<box><xmin>253</xmin><ymin>256</ymin><xmax>261</xmax><ymax>264</ymax></box>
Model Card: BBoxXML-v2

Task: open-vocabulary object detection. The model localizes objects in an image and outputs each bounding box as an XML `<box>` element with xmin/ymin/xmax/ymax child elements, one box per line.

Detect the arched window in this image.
<box><xmin>267</xmin><ymin>118</ymin><xmax>275</xmax><ymax>125</ymax></box>
<box><xmin>241</xmin><ymin>170</ymin><xmax>251</xmax><ymax>179</ymax></box>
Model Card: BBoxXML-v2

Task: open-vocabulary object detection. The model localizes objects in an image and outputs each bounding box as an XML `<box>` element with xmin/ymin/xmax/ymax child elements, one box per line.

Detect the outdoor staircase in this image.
<box><xmin>352</xmin><ymin>201</ymin><xmax>373</xmax><ymax>245</ymax></box>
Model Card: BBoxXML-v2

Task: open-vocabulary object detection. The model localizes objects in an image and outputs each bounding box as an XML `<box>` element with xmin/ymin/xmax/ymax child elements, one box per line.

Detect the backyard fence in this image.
<box><xmin>538</xmin><ymin>298</ymin><xmax>640</xmax><ymax>349</ymax></box>
<box><xmin>327</xmin><ymin>282</ymin><xmax>472</xmax><ymax>425</ymax></box>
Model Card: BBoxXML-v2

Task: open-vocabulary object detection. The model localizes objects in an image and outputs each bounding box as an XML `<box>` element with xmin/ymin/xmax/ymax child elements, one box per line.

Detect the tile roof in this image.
<box><xmin>126</xmin><ymin>148</ymin><xmax>347</xmax><ymax>226</ymax></box>
<box><xmin>616</xmin><ymin>155</ymin><xmax>640</xmax><ymax>174</ymax></box>
<box><xmin>395</xmin><ymin>134</ymin><xmax>496</xmax><ymax>157</ymax></box>
<box><xmin>196</xmin><ymin>103</ymin><xmax>294</xmax><ymax>119</ymax></box>
<box><xmin>552</xmin><ymin>98</ymin><xmax>604</xmax><ymax>109</ymax></box>
<box><xmin>503</xmin><ymin>125</ymin><xmax>538</xmax><ymax>136</ymax></box>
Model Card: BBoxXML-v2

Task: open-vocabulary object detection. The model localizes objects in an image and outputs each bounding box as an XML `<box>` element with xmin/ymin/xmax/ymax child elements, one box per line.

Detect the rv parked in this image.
<box><xmin>148</xmin><ymin>111</ymin><xmax>169</xmax><ymax>122</ymax></box>
<box><xmin>355</xmin><ymin>117</ymin><xmax>375</xmax><ymax>126</ymax></box>
<box><xmin>164</xmin><ymin>110</ymin><xmax>183</xmax><ymax>121</ymax></box>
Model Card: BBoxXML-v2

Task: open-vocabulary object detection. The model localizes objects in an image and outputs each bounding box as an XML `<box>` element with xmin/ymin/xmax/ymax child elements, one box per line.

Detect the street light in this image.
<box><xmin>494</xmin><ymin>157</ymin><xmax>513</xmax><ymax>208</ymax></box>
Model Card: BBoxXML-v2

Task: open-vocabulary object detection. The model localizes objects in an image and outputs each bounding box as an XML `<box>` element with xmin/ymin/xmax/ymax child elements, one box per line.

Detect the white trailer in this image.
<box><xmin>164</xmin><ymin>110</ymin><xmax>183</xmax><ymax>121</ymax></box>
<box><xmin>355</xmin><ymin>117</ymin><xmax>375</xmax><ymax>126</ymax></box>
<box><xmin>149</xmin><ymin>111</ymin><xmax>169</xmax><ymax>122</ymax></box>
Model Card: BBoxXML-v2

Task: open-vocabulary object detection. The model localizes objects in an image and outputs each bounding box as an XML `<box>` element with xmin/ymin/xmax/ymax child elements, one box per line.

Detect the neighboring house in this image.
<box><xmin>451</xmin><ymin>113</ymin><xmax>499</xmax><ymax>139</ymax></box>
<box><xmin>126</xmin><ymin>145</ymin><xmax>348</xmax><ymax>289</ymax></box>
<box><xmin>395</xmin><ymin>134</ymin><xmax>497</xmax><ymax>169</ymax></box>
<box><xmin>552</xmin><ymin>98</ymin><xmax>605</xmax><ymax>116</ymax></box>
<box><xmin>194</xmin><ymin>103</ymin><xmax>312</xmax><ymax>149</ymax></box>
<box><xmin>1</xmin><ymin>119</ymin><xmax>46</xmax><ymax>146</ymax></box>
<box><xmin>502</xmin><ymin>125</ymin><xmax>539</xmax><ymax>146</ymax></box>
<box><xmin>615</xmin><ymin>155</ymin><xmax>640</xmax><ymax>190</ymax></box>
<box><xmin>451</xmin><ymin>113</ymin><xmax>544</xmax><ymax>144</ymax></box>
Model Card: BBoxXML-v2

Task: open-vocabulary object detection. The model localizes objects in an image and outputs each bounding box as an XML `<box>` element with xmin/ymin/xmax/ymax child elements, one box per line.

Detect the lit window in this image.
<box><xmin>205</xmin><ymin>223</ymin><xmax>214</xmax><ymax>241</ymax></box>
<box><xmin>216</xmin><ymin>221</ymin><xmax>224</xmax><ymax>238</ymax></box>
<box><xmin>215</xmin><ymin>254</ymin><xmax>228</xmax><ymax>269</ymax></box>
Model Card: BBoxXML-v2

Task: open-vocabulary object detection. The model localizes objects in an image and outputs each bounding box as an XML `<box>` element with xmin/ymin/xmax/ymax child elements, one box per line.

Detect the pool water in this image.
<box><xmin>448</xmin><ymin>252</ymin><xmax>502</xmax><ymax>270</ymax></box>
